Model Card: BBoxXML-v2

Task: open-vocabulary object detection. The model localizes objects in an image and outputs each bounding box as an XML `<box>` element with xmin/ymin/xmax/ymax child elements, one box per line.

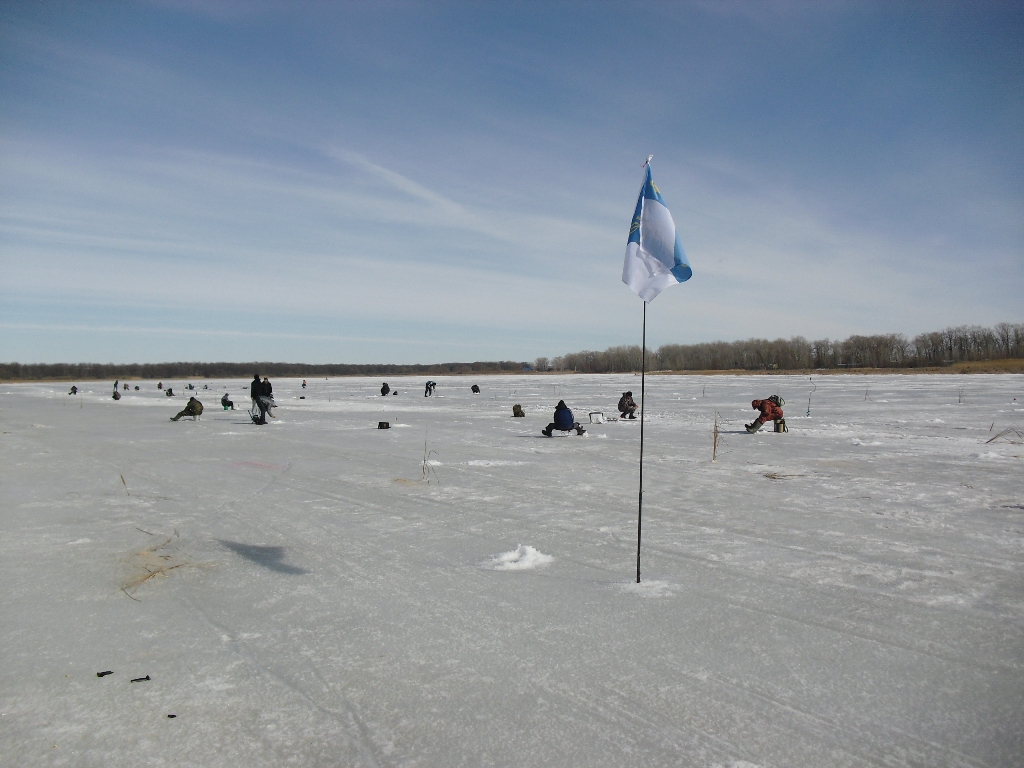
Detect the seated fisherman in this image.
<box><xmin>171</xmin><ymin>396</ymin><xmax>204</xmax><ymax>421</ymax></box>
<box><xmin>221</xmin><ymin>392</ymin><xmax>235</xmax><ymax>410</ymax></box>
<box><xmin>381</xmin><ymin>382</ymin><xmax>390</xmax><ymax>396</ymax></box>
<box><xmin>471</xmin><ymin>384</ymin><xmax>480</xmax><ymax>393</ymax></box>
<box><xmin>617</xmin><ymin>391</ymin><xmax>637</xmax><ymax>419</ymax></box>
<box><xmin>746</xmin><ymin>395</ymin><xmax>784</xmax><ymax>433</ymax></box>
<box><xmin>542</xmin><ymin>400</ymin><xmax>586</xmax><ymax>436</ymax></box>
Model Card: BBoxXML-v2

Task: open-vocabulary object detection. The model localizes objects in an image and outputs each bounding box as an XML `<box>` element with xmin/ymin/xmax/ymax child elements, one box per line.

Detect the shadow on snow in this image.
<box><xmin>217</xmin><ymin>540</ymin><xmax>308</xmax><ymax>574</ymax></box>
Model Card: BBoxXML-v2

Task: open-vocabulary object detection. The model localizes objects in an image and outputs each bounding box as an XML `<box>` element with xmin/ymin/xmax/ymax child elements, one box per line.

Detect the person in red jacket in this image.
<box><xmin>746</xmin><ymin>395</ymin><xmax>784</xmax><ymax>433</ymax></box>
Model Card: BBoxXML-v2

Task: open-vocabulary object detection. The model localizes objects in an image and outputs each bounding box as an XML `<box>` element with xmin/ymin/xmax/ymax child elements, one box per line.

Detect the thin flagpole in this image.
<box><xmin>637</xmin><ymin>300</ymin><xmax>646</xmax><ymax>583</ymax></box>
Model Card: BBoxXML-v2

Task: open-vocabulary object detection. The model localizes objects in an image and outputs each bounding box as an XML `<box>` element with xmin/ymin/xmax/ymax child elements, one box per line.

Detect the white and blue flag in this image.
<box><xmin>621</xmin><ymin>160</ymin><xmax>692</xmax><ymax>302</ymax></box>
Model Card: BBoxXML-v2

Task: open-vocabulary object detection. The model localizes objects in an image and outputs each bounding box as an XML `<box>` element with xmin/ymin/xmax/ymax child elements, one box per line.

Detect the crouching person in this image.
<box><xmin>221</xmin><ymin>392</ymin><xmax>235</xmax><ymax>410</ymax></box>
<box><xmin>617</xmin><ymin>391</ymin><xmax>637</xmax><ymax>419</ymax></box>
<box><xmin>171</xmin><ymin>396</ymin><xmax>203</xmax><ymax>421</ymax></box>
<box><xmin>542</xmin><ymin>400</ymin><xmax>586</xmax><ymax>436</ymax></box>
<box><xmin>746</xmin><ymin>395</ymin><xmax>784</xmax><ymax>433</ymax></box>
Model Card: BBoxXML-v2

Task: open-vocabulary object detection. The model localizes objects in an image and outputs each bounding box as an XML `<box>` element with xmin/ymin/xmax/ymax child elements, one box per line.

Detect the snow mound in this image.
<box><xmin>622</xmin><ymin>580</ymin><xmax>674</xmax><ymax>598</ymax></box>
<box><xmin>851</xmin><ymin>439</ymin><xmax>883</xmax><ymax>446</ymax></box>
<box><xmin>488</xmin><ymin>545</ymin><xmax>553</xmax><ymax>571</ymax></box>
<box><xmin>466</xmin><ymin>460</ymin><xmax>526</xmax><ymax>467</ymax></box>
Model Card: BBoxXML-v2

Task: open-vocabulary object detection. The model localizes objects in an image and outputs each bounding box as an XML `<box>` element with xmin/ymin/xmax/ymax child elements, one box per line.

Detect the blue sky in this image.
<box><xmin>1</xmin><ymin>1</ymin><xmax>1021</xmax><ymax>364</ymax></box>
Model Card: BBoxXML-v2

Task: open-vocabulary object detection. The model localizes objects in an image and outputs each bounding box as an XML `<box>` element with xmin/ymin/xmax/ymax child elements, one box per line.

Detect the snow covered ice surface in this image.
<box><xmin>1</xmin><ymin>374</ymin><xmax>1022</xmax><ymax>767</ymax></box>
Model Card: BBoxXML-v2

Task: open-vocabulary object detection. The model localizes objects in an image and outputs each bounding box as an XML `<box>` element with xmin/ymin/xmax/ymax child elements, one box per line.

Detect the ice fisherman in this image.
<box><xmin>69</xmin><ymin>386</ymin><xmax>78</xmax><ymax>395</ymax></box>
<box><xmin>302</xmin><ymin>379</ymin><xmax>307</xmax><ymax>389</ymax></box>
<box><xmin>542</xmin><ymin>400</ymin><xmax>586</xmax><ymax>437</ymax></box>
<box><xmin>261</xmin><ymin>377</ymin><xmax>276</xmax><ymax>418</ymax></box>
<box><xmin>471</xmin><ymin>384</ymin><xmax>480</xmax><ymax>394</ymax></box>
<box><xmin>617</xmin><ymin>391</ymin><xmax>638</xmax><ymax>419</ymax></box>
<box><xmin>251</xmin><ymin>374</ymin><xmax>268</xmax><ymax>424</ymax></box>
<box><xmin>221</xmin><ymin>392</ymin><xmax>235</xmax><ymax>410</ymax></box>
<box><xmin>381</xmin><ymin>382</ymin><xmax>390</xmax><ymax>396</ymax></box>
<box><xmin>170</xmin><ymin>396</ymin><xmax>203</xmax><ymax>421</ymax></box>
<box><xmin>424</xmin><ymin>381</ymin><xmax>436</xmax><ymax>397</ymax></box>
<box><xmin>746</xmin><ymin>395</ymin><xmax>785</xmax><ymax>433</ymax></box>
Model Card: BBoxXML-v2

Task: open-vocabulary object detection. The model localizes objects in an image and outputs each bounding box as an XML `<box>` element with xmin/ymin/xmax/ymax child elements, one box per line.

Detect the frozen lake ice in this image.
<box><xmin>1</xmin><ymin>373</ymin><xmax>1022</xmax><ymax>767</ymax></box>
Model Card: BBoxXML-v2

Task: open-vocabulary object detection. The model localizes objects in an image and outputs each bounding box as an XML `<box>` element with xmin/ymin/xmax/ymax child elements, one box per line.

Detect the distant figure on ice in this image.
<box><xmin>170</xmin><ymin>397</ymin><xmax>203</xmax><ymax>421</ymax></box>
<box><xmin>221</xmin><ymin>392</ymin><xmax>235</xmax><ymax>410</ymax></box>
<box><xmin>69</xmin><ymin>386</ymin><xmax>78</xmax><ymax>395</ymax></box>
<box><xmin>111</xmin><ymin>389</ymin><xmax>121</xmax><ymax>400</ymax></box>
<box><xmin>251</xmin><ymin>374</ymin><xmax>267</xmax><ymax>424</ymax></box>
<box><xmin>134</xmin><ymin>386</ymin><xmax>139</xmax><ymax>391</ymax></box>
<box><xmin>512</xmin><ymin>404</ymin><xmax>525</xmax><ymax>417</ymax></box>
<box><xmin>471</xmin><ymin>384</ymin><xmax>480</xmax><ymax>394</ymax></box>
<box><xmin>542</xmin><ymin>400</ymin><xmax>586</xmax><ymax>437</ymax></box>
<box><xmin>424</xmin><ymin>381</ymin><xmax>436</xmax><ymax>397</ymax></box>
<box><xmin>746</xmin><ymin>395</ymin><xmax>785</xmax><ymax>433</ymax></box>
<box><xmin>617</xmin><ymin>391</ymin><xmax>637</xmax><ymax>419</ymax></box>
<box><xmin>158</xmin><ymin>382</ymin><xmax>163</xmax><ymax>389</ymax></box>
<box><xmin>123</xmin><ymin>383</ymin><xmax>129</xmax><ymax>390</ymax></box>
<box><xmin>165</xmin><ymin>388</ymin><xmax>175</xmax><ymax>397</ymax></box>
<box><xmin>113</xmin><ymin>380</ymin><xmax>119</xmax><ymax>391</ymax></box>
<box><xmin>302</xmin><ymin>379</ymin><xmax>307</xmax><ymax>389</ymax></box>
<box><xmin>381</xmin><ymin>382</ymin><xmax>390</xmax><ymax>396</ymax></box>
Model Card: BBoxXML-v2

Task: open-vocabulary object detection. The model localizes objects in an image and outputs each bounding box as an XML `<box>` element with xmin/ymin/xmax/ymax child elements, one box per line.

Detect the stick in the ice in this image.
<box><xmin>807</xmin><ymin>377</ymin><xmax>815</xmax><ymax>417</ymax></box>
<box><xmin>712</xmin><ymin>411</ymin><xmax>720</xmax><ymax>462</ymax></box>
<box><xmin>120</xmin><ymin>474</ymin><xmax>130</xmax><ymax>496</ymax></box>
<box><xmin>421</xmin><ymin>427</ymin><xmax>440</xmax><ymax>484</ymax></box>
<box><xmin>637</xmin><ymin>300</ymin><xmax>646</xmax><ymax>584</ymax></box>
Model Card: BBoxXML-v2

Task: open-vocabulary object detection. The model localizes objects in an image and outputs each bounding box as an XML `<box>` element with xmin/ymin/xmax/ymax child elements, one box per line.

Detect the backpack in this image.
<box><xmin>768</xmin><ymin>395</ymin><xmax>784</xmax><ymax>407</ymax></box>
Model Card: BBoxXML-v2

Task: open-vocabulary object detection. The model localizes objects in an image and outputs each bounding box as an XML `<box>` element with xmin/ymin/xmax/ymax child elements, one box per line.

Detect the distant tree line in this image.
<box><xmin>0</xmin><ymin>360</ymin><xmax>531</xmax><ymax>382</ymax></box>
<box><xmin>536</xmin><ymin>322</ymin><xmax>1024</xmax><ymax>373</ymax></box>
<box><xmin>4</xmin><ymin>323</ymin><xmax>1021</xmax><ymax>381</ymax></box>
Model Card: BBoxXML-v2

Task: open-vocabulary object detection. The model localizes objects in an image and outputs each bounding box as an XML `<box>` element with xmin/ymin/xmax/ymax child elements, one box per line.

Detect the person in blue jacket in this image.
<box><xmin>542</xmin><ymin>400</ymin><xmax>586</xmax><ymax>436</ymax></box>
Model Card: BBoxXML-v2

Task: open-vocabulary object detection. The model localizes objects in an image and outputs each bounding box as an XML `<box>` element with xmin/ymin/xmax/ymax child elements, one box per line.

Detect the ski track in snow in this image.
<box><xmin>2</xmin><ymin>373</ymin><xmax>1023</xmax><ymax>767</ymax></box>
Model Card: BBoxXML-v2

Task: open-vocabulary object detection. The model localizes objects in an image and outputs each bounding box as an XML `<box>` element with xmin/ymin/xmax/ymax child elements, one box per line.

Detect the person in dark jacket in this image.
<box><xmin>424</xmin><ymin>381</ymin><xmax>436</xmax><ymax>397</ymax></box>
<box><xmin>69</xmin><ymin>386</ymin><xmax>78</xmax><ymax>395</ymax></box>
<box><xmin>171</xmin><ymin>397</ymin><xmax>203</xmax><ymax>421</ymax></box>
<box><xmin>746</xmin><ymin>396</ymin><xmax>784</xmax><ymax>433</ymax></box>
<box><xmin>221</xmin><ymin>392</ymin><xmax>235</xmax><ymax>410</ymax></box>
<box><xmin>251</xmin><ymin>374</ymin><xmax>267</xmax><ymax>424</ymax></box>
<box><xmin>471</xmin><ymin>384</ymin><xmax>480</xmax><ymax>394</ymax></box>
<box><xmin>617</xmin><ymin>391</ymin><xmax>637</xmax><ymax>419</ymax></box>
<box><xmin>542</xmin><ymin>400</ymin><xmax>586</xmax><ymax>436</ymax></box>
<box><xmin>261</xmin><ymin>377</ymin><xmax>276</xmax><ymax>418</ymax></box>
<box><xmin>381</xmin><ymin>382</ymin><xmax>390</xmax><ymax>396</ymax></box>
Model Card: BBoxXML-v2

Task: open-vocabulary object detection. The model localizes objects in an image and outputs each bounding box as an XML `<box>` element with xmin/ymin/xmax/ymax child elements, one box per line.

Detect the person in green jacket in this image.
<box><xmin>171</xmin><ymin>397</ymin><xmax>204</xmax><ymax>421</ymax></box>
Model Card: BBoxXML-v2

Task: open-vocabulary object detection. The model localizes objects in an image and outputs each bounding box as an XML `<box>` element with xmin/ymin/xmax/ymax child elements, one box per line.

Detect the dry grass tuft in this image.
<box><xmin>121</xmin><ymin>536</ymin><xmax>191</xmax><ymax>596</ymax></box>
